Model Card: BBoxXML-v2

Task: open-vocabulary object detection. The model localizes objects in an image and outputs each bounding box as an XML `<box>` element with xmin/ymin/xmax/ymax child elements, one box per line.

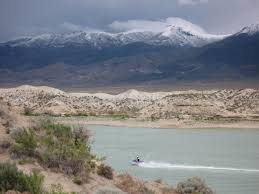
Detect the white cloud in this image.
<box><xmin>109</xmin><ymin>20</ymin><xmax>166</xmax><ymax>33</ymax></box>
<box><xmin>59</xmin><ymin>22</ymin><xmax>101</xmax><ymax>33</ymax></box>
<box><xmin>178</xmin><ymin>0</ymin><xmax>208</xmax><ymax>5</ymax></box>
<box><xmin>60</xmin><ymin>22</ymin><xmax>84</xmax><ymax>32</ymax></box>
<box><xmin>109</xmin><ymin>17</ymin><xmax>207</xmax><ymax>34</ymax></box>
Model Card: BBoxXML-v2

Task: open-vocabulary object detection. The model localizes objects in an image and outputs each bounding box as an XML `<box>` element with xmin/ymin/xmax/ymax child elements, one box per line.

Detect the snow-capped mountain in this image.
<box><xmin>2</xmin><ymin>19</ymin><xmax>228</xmax><ymax>48</ymax></box>
<box><xmin>235</xmin><ymin>24</ymin><xmax>259</xmax><ymax>36</ymax></box>
<box><xmin>0</xmin><ymin>21</ymin><xmax>258</xmax><ymax>87</ymax></box>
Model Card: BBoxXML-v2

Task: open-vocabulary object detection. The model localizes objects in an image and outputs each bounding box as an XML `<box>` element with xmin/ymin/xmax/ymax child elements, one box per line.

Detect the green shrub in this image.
<box><xmin>11</xmin><ymin>128</ymin><xmax>37</xmax><ymax>157</ymax></box>
<box><xmin>0</xmin><ymin>162</ymin><xmax>19</xmax><ymax>192</ymax></box>
<box><xmin>97</xmin><ymin>164</ymin><xmax>113</xmax><ymax>180</ymax></box>
<box><xmin>40</xmin><ymin>122</ymin><xmax>95</xmax><ymax>182</ymax></box>
<box><xmin>8</xmin><ymin>119</ymin><xmax>96</xmax><ymax>184</ymax></box>
<box><xmin>24</xmin><ymin>170</ymin><xmax>44</xmax><ymax>194</ymax></box>
<box><xmin>0</xmin><ymin>162</ymin><xmax>44</xmax><ymax>194</ymax></box>
<box><xmin>18</xmin><ymin>158</ymin><xmax>35</xmax><ymax>165</ymax></box>
<box><xmin>150</xmin><ymin>115</ymin><xmax>159</xmax><ymax>121</ymax></box>
<box><xmin>44</xmin><ymin>123</ymin><xmax>72</xmax><ymax>139</ymax></box>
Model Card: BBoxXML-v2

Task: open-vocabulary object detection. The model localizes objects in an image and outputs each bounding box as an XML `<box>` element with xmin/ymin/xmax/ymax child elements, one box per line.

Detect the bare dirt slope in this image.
<box><xmin>0</xmin><ymin>85</ymin><xmax>259</xmax><ymax>121</ymax></box>
<box><xmin>0</xmin><ymin>99</ymin><xmax>28</xmax><ymax>143</ymax></box>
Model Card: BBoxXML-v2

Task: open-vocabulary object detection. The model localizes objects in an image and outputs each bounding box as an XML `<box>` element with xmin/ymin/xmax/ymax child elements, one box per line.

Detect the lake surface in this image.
<box><xmin>88</xmin><ymin>125</ymin><xmax>259</xmax><ymax>194</ymax></box>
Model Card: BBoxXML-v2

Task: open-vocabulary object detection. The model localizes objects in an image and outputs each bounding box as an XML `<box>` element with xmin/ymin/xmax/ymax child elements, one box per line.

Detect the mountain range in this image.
<box><xmin>0</xmin><ymin>19</ymin><xmax>258</xmax><ymax>88</ymax></box>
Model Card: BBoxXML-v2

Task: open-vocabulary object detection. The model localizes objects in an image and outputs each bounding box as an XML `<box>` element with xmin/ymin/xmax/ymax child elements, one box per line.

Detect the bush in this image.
<box><xmin>176</xmin><ymin>177</ymin><xmax>213</xmax><ymax>194</ymax></box>
<box><xmin>0</xmin><ymin>140</ymin><xmax>11</xmax><ymax>149</ymax></box>
<box><xmin>150</xmin><ymin>115</ymin><xmax>159</xmax><ymax>121</ymax></box>
<box><xmin>0</xmin><ymin>163</ymin><xmax>44</xmax><ymax>194</ymax></box>
<box><xmin>11</xmin><ymin>128</ymin><xmax>37</xmax><ymax>157</ymax></box>
<box><xmin>24</xmin><ymin>170</ymin><xmax>44</xmax><ymax>194</ymax></box>
<box><xmin>97</xmin><ymin>164</ymin><xmax>113</xmax><ymax>180</ymax></box>
<box><xmin>8</xmin><ymin>119</ymin><xmax>96</xmax><ymax>184</ymax></box>
<box><xmin>73</xmin><ymin>176</ymin><xmax>83</xmax><ymax>185</ymax></box>
<box><xmin>42</xmin><ymin>121</ymin><xmax>72</xmax><ymax>139</ymax></box>
<box><xmin>24</xmin><ymin>106</ymin><xmax>34</xmax><ymax>116</ymax></box>
<box><xmin>116</xmin><ymin>174</ymin><xmax>154</xmax><ymax>194</ymax></box>
<box><xmin>49</xmin><ymin>184</ymin><xmax>69</xmax><ymax>194</ymax></box>
<box><xmin>40</xmin><ymin>121</ymin><xmax>95</xmax><ymax>182</ymax></box>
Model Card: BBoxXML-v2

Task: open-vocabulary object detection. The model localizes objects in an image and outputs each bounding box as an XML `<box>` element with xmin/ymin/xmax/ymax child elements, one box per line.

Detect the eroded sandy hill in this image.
<box><xmin>0</xmin><ymin>85</ymin><xmax>259</xmax><ymax>120</ymax></box>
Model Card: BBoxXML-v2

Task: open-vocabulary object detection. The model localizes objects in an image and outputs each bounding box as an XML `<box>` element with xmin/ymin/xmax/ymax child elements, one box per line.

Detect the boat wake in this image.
<box><xmin>138</xmin><ymin>161</ymin><xmax>259</xmax><ymax>173</ymax></box>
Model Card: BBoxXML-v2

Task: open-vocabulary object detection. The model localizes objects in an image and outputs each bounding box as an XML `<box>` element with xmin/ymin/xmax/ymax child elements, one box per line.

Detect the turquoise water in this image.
<box><xmin>89</xmin><ymin>125</ymin><xmax>259</xmax><ymax>194</ymax></box>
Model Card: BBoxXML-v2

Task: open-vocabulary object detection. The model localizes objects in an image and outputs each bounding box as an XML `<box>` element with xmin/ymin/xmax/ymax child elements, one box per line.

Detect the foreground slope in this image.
<box><xmin>1</xmin><ymin>97</ymin><xmax>215</xmax><ymax>194</ymax></box>
<box><xmin>0</xmin><ymin>98</ymin><xmax>180</xmax><ymax>194</ymax></box>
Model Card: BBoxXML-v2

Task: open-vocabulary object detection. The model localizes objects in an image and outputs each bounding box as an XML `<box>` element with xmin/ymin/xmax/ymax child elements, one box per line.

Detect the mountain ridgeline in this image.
<box><xmin>0</xmin><ymin>23</ymin><xmax>259</xmax><ymax>87</ymax></box>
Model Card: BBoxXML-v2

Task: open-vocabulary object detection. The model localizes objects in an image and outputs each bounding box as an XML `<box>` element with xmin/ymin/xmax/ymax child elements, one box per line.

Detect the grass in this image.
<box><xmin>141</xmin><ymin>115</ymin><xmax>160</xmax><ymax>122</ymax></box>
<box><xmin>27</xmin><ymin>112</ymin><xmax>130</xmax><ymax>121</ymax></box>
<box><xmin>11</xmin><ymin>128</ymin><xmax>38</xmax><ymax>157</ymax></box>
<box><xmin>0</xmin><ymin>163</ymin><xmax>44</xmax><ymax>194</ymax></box>
<box><xmin>74</xmin><ymin>113</ymin><xmax>129</xmax><ymax>120</ymax></box>
<box><xmin>0</xmin><ymin>163</ymin><xmax>74</xmax><ymax>194</ymax></box>
<box><xmin>150</xmin><ymin>115</ymin><xmax>160</xmax><ymax>122</ymax></box>
<box><xmin>193</xmin><ymin>115</ymin><xmax>242</xmax><ymax>123</ymax></box>
<box><xmin>18</xmin><ymin>158</ymin><xmax>35</xmax><ymax>165</ymax></box>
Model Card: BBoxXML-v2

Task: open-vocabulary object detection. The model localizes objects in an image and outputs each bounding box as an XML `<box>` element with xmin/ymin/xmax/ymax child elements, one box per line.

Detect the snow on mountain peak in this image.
<box><xmin>3</xmin><ymin>17</ymin><xmax>229</xmax><ymax>48</ymax></box>
<box><xmin>109</xmin><ymin>17</ymin><xmax>207</xmax><ymax>35</ymax></box>
<box><xmin>164</xmin><ymin>17</ymin><xmax>206</xmax><ymax>35</ymax></box>
<box><xmin>238</xmin><ymin>24</ymin><xmax>259</xmax><ymax>35</ymax></box>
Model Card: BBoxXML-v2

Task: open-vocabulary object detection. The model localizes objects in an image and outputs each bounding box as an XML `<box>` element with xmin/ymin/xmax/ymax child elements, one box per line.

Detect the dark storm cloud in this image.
<box><xmin>0</xmin><ymin>0</ymin><xmax>259</xmax><ymax>41</ymax></box>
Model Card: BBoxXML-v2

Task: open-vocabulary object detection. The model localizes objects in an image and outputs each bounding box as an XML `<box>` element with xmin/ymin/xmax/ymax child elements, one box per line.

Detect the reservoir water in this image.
<box><xmin>89</xmin><ymin>125</ymin><xmax>259</xmax><ymax>194</ymax></box>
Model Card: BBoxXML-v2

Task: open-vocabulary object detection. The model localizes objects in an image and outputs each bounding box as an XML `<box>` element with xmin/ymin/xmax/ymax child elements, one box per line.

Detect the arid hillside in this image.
<box><xmin>0</xmin><ymin>97</ymin><xmax>217</xmax><ymax>194</ymax></box>
<box><xmin>0</xmin><ymin>85</ymin><xmax>259</xmax><ymax>121</ymax></box>
<box><xmin>0</xmin><ymin>99</ymin><xmax>181</xmax><ymax>194</ymax></box>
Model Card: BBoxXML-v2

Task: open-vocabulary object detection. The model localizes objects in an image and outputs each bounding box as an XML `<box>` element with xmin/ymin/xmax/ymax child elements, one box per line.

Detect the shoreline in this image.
<box><xmin>53</xmin><ymin>117</ymin><xmax>259</xmax><ymax>129</ymax></box>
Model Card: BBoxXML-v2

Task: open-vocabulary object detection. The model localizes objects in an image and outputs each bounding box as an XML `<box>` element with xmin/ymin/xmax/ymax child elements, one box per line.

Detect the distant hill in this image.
<box><xmin>0</xmin><ymin>22</ymin><xmax>258</xmax><ymax>88</ymax></box>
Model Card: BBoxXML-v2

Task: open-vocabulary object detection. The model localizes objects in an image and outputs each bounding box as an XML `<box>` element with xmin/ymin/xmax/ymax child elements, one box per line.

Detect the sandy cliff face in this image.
<box><xmin>0</xmin><ymin>85</ymin><xmax>258</xmax><ymax>120</ymax></box>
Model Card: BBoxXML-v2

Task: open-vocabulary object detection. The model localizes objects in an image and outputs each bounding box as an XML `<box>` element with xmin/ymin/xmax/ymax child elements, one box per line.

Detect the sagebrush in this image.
<box><xmin>0</xmin><ymin>162</ymin><xmax>44</xmax><ymax>194</ymax></box>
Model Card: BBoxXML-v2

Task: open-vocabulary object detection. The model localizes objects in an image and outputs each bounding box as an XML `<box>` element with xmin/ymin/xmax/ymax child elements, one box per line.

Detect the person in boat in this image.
<box><xmin>136</xmin><ymin>156</ymin><xmax>140</xmax><ymax>162</ymax></box>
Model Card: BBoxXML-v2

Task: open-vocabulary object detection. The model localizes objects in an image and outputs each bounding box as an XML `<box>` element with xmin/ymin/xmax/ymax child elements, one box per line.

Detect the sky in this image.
<box><xmin>0</xmin><ymin>0</ymin><xmax>259</xmax><ymax>41</ymax></box>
